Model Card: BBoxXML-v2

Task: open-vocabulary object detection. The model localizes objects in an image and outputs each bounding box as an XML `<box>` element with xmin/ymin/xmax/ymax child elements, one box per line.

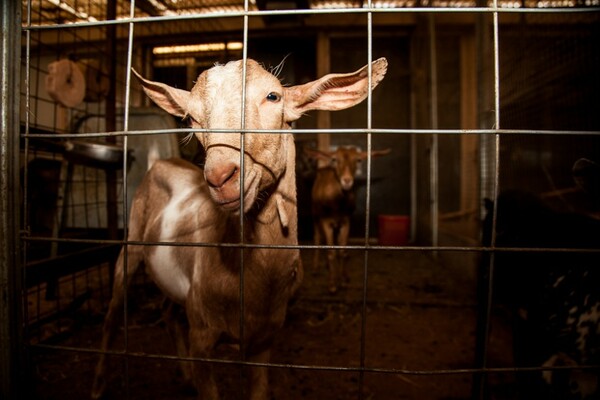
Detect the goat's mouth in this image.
<box><xmin>340</xmin><ymin>181</ymin><xmax>354</xmax><ymax>191</ymax></box>
<box><xmin>213</xmin><ymin>170</ymin><xmax>260</xmax><ymax>213</ymax></box>
<box><xmin>218</xmin><ymin>198</ymin><xmax>241</xmax><ymax>210</ymax></box>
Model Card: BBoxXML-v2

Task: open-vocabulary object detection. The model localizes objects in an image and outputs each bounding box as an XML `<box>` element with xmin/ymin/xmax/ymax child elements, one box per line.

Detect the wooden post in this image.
<box><xmin>316</xmin><ymin>32</ymin><xmax>330</xmax><ymax>165</ymax></box>
<box><xmin>460</xmin><ymin>32</ymin><xmax>479</xmax><ymax>239</ymax></box>
<box><xmin>105</xmin><ymin>0</ymin><xmax>119</xmax><ymax>243</ymax></box>
<box><xmin>1</xmin><ymin>0</ymin><xmax>24</xmax><ymax>397</ymax></box>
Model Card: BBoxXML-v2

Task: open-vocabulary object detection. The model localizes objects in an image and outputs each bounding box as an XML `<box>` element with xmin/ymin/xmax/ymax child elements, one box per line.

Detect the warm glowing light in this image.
<box><xmin>227</xmin><ymin>42</ymin><xmax>244</xmax><ymax>51</ymax></box>
<box><xmin>153</xmin><ymin>42</ymin><xmax>244</xmax><ymax>55</ymax></box>
<box><xmin>48</xmin><ymin>0</ymin><xmax>98</xmax><ymax>22</ymax></box>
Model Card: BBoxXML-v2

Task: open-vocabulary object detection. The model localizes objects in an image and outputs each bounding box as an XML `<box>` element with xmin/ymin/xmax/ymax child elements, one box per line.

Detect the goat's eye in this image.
<box><xmin>266</xmin><ymin>92</ymin><xmax>281</xmax><ymax>102</ymax></box>
<box><xmin>185</xmin><ymin>114</ymin><xmax>197</xmax><ymax>124</ymax></box>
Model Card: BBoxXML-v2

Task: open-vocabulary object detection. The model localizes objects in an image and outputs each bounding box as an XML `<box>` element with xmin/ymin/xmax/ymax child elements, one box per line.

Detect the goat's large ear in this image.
<box><xmin>572</xmin><ymin>158</ymin><xmax>600</xmax><ymax>198</ymax></box>
<box><xmin>132</xmin><ymin>69</ymin><xmax>190</xmax><ymax>118</ymax></box>
<box><xmin>283</xmin><ymin>58</ymin><xmax>388</xmax><ymax>122</ymax></box>
<box><xmin>358</xmin><ymin>148</ymin><xmax>392</xmax><ymax>160</ymax></box>
<box><xmin>304</xmin><ymin>147</ymin><xmax>335</xmax><ymax>161</ymax></box>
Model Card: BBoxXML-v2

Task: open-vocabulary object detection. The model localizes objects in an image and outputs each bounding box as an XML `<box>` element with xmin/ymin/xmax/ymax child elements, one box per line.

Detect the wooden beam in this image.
<box><xmin>459</xmin><ymin>32</ymin><xmax>479</xmax><ymax>238</ymax></box>
<box><xmin>316</xmin><ymin>32</ymin><xmax>331</xmax><ymax>164</ymax></box>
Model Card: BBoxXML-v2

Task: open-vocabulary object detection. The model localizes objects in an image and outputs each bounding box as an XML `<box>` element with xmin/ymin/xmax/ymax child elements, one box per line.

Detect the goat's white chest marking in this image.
<box><xmin>148</xmin><ymin>189</ymin><xmax>196</xmax><ymax>303</ymax></box>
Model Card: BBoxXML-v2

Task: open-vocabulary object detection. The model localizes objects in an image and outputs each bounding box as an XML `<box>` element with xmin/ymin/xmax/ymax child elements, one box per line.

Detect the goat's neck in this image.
<box><xmin>215</xmin><ymin>136</ymin><xmax>298</xmax><ymax>276</ymax></box>
<box><xmin>227</xmin><ymin>134</ymin><xmax>298</xmax><ymax>246</ymax></box>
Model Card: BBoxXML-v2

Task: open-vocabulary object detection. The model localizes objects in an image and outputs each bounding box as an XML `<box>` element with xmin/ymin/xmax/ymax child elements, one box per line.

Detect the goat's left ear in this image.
<box><xmin>358</xmin><ymin>148</ymin><xmax>392</xmax><ymax>160</ymax></box>
<box><xmin>283</xmin><ymin>58</ymin><xmax>388</xmax><ymax>122</ymax></box>
<box><xmin>132</xmin><ymin>69</ymin><xmax>190</xmax><ymax>118</ymax></box>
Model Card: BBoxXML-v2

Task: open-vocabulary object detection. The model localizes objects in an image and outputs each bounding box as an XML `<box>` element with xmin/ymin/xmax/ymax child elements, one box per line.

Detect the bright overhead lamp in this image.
<box><xmin>153</xmin><ymin>42</ymin><xmax>244</xmax><ymax>55</ymax></box>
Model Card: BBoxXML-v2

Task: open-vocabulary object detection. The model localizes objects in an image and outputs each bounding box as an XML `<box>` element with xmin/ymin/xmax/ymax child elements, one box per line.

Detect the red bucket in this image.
<box><xmin>378</xmin><ymin>215</ymin><xmax>410</xmax><ymax>246</ymax></box>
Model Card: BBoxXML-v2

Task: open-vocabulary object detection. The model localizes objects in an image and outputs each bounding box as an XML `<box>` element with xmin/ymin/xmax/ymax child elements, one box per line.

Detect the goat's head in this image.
<box><xmin>306</xmin><ymin>146</ymin><xmax>391</xmax><ymax>191</ymax></box>
<box><xmin>572</xmin><ymin>158</ymin><xmax>600</xmax><ymax>209</ymax></box>
<box><xmin>133</xmin><ymin>58</ymin><xmax>387</xmax><ymax>213</ymax></box>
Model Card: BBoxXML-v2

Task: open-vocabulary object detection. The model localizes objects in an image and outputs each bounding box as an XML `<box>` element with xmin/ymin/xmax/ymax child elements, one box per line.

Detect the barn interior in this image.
<box><xmin>2</xmin><ymin>0</ymin><xmax>599</xmax><ymax>399</ymax></box>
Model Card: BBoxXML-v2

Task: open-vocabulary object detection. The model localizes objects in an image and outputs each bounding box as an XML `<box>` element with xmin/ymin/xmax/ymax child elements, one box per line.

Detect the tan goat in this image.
<box><xmin>91</xmin><ymin>58</ymin><xmax>388</xmax><ymax>399</ymax></box>
<box><xmin>307</xmin><ymin>146</ymin><xmax>390</xmax><ymax>293</ymax></box>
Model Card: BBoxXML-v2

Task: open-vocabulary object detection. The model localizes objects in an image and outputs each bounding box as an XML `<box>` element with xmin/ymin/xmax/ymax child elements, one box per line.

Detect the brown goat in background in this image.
<box><xmin>306</xmin><ymin>146</ymin><xmax>390</xmax><ymax>294</ymax></box>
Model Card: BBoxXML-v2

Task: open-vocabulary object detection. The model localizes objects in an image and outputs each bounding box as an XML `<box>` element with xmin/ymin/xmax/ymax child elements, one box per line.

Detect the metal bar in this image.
<box><xmin>429</xmin><ymin>14</ymin><xmax>439</xmax><ymax>251</ymax></box>
<box><xmin>472</xmin><ymin>2</ymin><xmax>497</xmax><ymax>391</ymax></box>
<box><xmin>359</xmin><ymin>5</ymin><xmax>375</xmax><ymax>399</ymax></box>
<box><xmin>21</xmin><ymin>235</ymin><xmax>600</xmax><ymax>255</ymax></box>
<box><xmin>21</xmin><ymin>6</ymin><xmax>600</xmax><ymax>31</ymax></box>
<box><xmin>120</xmin><ymin>2</ymin><xmax>137</xmax><ymax>341</ymax></box>
<box><xmin>25</xmin><ymin>245</ymin><xmax>119</xmax><ymax>287</ymax></box>
<box><xmin>22</xmin><ymin>127</ymin><xmax>600</xmax><ymax>139</ymax></box>
<box><xmin>22</xmin><ymin>0</ymin><xmax>34</xmax><ymax>356</ymax></box>
<box><xmin>239</xmin><ymin>2</ymin><xmax>250</xmax><ymax>396</ymax></box>
<box><xmin>473</xmin><ymin>2</ymin><xmax>503</xmax><ymax>397</ymax></box>
<box><xmin>120</xmin><ymin>1</ymin><xmax>138</xmax><ymax>398</ymax></box>
<box><xmin>483</xmin><ymin>0</ymin><xmax>503</xmax><ymax>388</ymax></box>
<box><xmin>1</xmin><ymin>0</ymin><xmax>23</xmax><ymax>398</ymax></box>
<box><xmin>28</xmin><ymin>341</ymin><xmax>600</xmax><ymax>376</ymax></box>
<box><xmin>14</xmin><ymin>1</ymin><xmax>600</xmax><ymax>398</ymax></box>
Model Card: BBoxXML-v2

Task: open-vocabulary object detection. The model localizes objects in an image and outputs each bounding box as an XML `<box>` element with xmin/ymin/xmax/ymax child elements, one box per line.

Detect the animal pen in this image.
<box><xmin>1</xmin><ymin>0</ymin><xmax>600</xmax><ymax>399</ymax></box>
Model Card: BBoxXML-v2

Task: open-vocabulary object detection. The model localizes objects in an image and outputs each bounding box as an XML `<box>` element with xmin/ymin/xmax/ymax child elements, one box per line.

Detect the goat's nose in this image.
<box><xmin>205</xmin><ymin>162</ymin><xmax>238</xmax><ymax>188</ymax></box>
<box><xmin>341</xmin><ymin>177</ymin><xmax>354</xmax><ymax>189</ymax></box>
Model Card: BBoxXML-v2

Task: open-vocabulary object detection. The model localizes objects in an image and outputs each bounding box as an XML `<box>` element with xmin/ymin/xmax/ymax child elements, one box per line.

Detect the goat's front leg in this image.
<box><xmin>247</xmin><ymin>349</ymin><xmax>271</xmax><ymax>400</ymax></box>
<box><xmin>91</xmin><ymin>246</ymin><xmax>143</xmax><ymax>399</ymax></box>
<box><xmin>338</xmin><ymin>217</ymin><xmax>351</xmax><ymax>287</ymax></box>
<box><xmin>312</xmin><ymin>222</ymin><xmax>322</xmax><ymax>271</ymax></box>
<box><xmin>163</xmin><ymin>300</ymin><xmax>193</xmax><ymax>388</ymax></box>
<box><xmin>189</xmin><ymin>326</ymin><xmax>221</xmax><ymax>400</ymax></box>
<box><xmin>320</xmin><ymin>219</ymin><xmax>339</xmax><ymax>294</ymax></box>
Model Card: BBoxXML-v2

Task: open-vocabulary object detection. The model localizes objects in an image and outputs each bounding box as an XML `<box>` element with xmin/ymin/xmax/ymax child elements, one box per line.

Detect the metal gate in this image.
<box><xmin>2</xmin><ymin>0</ymin><xmax>600</xmax><ymax>399</ymax></box>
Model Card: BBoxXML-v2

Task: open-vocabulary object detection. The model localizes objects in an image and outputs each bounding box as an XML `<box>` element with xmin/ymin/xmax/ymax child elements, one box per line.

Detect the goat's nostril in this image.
<box><xmin>205</xmin><ymin>163</ymin><xmax>238</xmax><ymax>188</ymax></box>
<box><xmin>341</xmin><ymin>177</ymin><xmax>353</xmax><ymax>189</ymax></box>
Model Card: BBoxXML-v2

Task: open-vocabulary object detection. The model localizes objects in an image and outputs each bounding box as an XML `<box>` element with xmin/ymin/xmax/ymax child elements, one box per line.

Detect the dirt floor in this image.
<box><xmin>27</xmin><ymin>248</ymin><xmax>517</xmax><ymax>400</ymax></box>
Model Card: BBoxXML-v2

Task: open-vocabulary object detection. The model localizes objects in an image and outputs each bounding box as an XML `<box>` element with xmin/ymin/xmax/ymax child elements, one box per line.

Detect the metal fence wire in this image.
<box><xmin>1</xmin><ymin>0</ymin><xmax>599</xmax><ymax>399</ymax></box>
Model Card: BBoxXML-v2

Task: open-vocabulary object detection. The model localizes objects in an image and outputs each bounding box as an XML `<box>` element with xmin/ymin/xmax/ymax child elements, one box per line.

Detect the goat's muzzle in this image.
<box><xmin>205</xmin><ymin>161</ymin><xmax>260</xmax><ymax>212</ymax></box>
<box><xmin>340</xmin><ymin>176</ymin><xmax>354</xmax><ymax>191</ymax></box>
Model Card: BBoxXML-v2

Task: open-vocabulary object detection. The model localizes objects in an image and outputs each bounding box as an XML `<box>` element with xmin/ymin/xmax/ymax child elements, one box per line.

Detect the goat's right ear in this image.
<box><xmin>304</xmin><ymin>147</ymin><xmax>335</xmax><ymax>161</ymax></box>
<box><xmin>132</xmin><ymin>69</ymin><xmax>190</xmax><ymax>118</ymax></box>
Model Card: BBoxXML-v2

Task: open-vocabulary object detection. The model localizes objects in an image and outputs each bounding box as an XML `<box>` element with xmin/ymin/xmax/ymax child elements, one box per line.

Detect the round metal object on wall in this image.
<box><xmin>45</xmin><ymin>59</ymin><xmax>86</xmax><ymax>108</ymax></box>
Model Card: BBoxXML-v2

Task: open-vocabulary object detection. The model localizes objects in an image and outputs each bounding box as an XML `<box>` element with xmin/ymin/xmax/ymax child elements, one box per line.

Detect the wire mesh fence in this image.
<box><xmin>5</xmin><ymin>0</ymin><xmax>600</xmax><ymax>399</ymax></box>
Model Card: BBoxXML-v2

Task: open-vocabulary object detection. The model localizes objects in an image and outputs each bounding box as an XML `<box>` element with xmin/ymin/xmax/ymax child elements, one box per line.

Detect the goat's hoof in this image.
<box><xmin>180</xmin><ymin>381</ymin><xmax>197</xmax><ymax>396</ymax></box>
<box><xmin>90</xmin><ymin>378</ymin><xmax>105</xmax><ymax>400</ymax></box>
